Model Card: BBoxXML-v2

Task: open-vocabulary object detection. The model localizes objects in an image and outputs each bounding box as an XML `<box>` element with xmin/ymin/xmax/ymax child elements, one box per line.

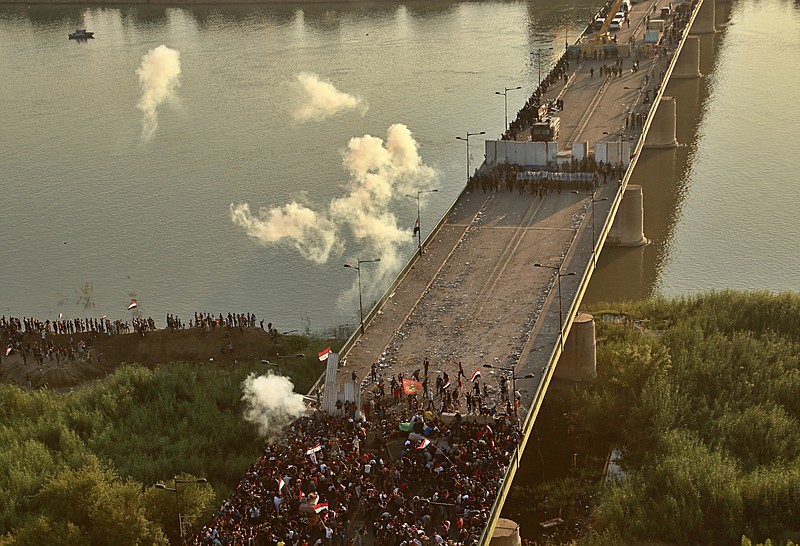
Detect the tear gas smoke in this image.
<box><xmin>230</xmin><ymin>201</ymin><xmax>341</xmax><ymax>264</ymax></box>
<box><xmin>136</xmin><ymin>45</ymin><xmax>181</xmax><ymax>141</ymax></box>
<box><xmin>293</xmin><ymin>72</ymin><xmax>367</xmax><ymax>122</ymax></box>
<box><xmin>231</xmin><ymin>124</ymin><xmax>436</xmax><ymax>303</ymax></box>
<box><xmin>241</xmin><ymin>373</ymin><xmax>306</xmax><ymax>437</ymax></box>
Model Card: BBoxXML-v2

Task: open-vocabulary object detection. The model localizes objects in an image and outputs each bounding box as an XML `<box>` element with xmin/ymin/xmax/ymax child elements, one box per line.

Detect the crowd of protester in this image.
<box><xmin>0</xmin><ymin>310</ymin><xmax>277</xmax><ymax>370</ymax></box>
<box><xmin>194</xmin><ymin>354</ymin><xmax>523</xmax><ymax>546</ymax></box>
<box><xmin>194</xmin><ymin>404</ymin><xmax>518</xmax><ymax>546</ymax></box>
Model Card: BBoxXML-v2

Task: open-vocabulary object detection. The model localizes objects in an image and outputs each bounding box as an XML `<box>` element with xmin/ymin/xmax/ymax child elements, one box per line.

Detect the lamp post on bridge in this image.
<box><xmin>572</xmin><ymin>190</ymin><xmax>609</xmax><ymax>267</ymax></box>
<box><xmin>343</xmin><ymin>258</ymin><xmax>381</xmax><ymax>335</ymax></box>
<box><xmin>533</xmin><ymin>263</ymin><xmax>576</xmax><ymax>350</ymax></box>
<box><xmin>483</xmin><ymin>363</ymin><xmax>536</xmax><ymax>422</ymax></box>
<box><xmin>530</xmin><ymin>47</ymin><xmax>554</xmax><ymax>87</ymax></box>
<box><xmin>495</xmin><ymin>86</ymin><xmax>522</xmax><ymax>135</ymax></box>
<box><xmin>456</xmin><ymin>131</ymin><xmax>486</xmax><ymax>187</ymax></box>
<box><xmin>406</xmin><ymin>189</ymin><xmax>439</xmax><ymax>256</ymax></box>
<box><xmin>155</xmin><ymin>477</ymin><xmax>208</xmax><ymax>544</ymax></box>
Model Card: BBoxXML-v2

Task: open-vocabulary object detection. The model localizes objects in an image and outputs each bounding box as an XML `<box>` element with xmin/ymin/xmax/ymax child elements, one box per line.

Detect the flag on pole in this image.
<box><xmin>471</xmin><ymin>369</ymin><xmax>481</xmax><ymax>382</ymax></box>
<box><xmin>127</xmin><ymin>300</ymin><xmax>138</xmax><ymax>310</ymax></box>
<box><xmin>402</xmin><ymin>378</ymin><xmax>423</xmax><ymax>395</ymax></box>
<box><xmin>318</xmin><ymin>347</ymin><xmax>331</xmax><ymax>361</ymax></box>
<box><xmin>313</xmin><ymin>503</ymin><xmax>329</xmax><ymax>513</ymax></box>
<box><xmin>442</xmin><ymin>380</ymin><xmax>451</xmax><ymax>390</ymax></box>
<box><xmin>413</xmin><ymin>217</ymin><xmax>420</xmax><ymax>236</ymax></box>
<box><xmin>306</xmin><ymin>443</ymin><xmax>323</xmax><ymax>455</ymax></box>
<box><xmin>417</xmin><ymin>438</ymin><xmax>431</xmax><ymax>450</ymax></box>
<box><xmin>4</xmin><ymin>347</ymin><xmax>12</xmax><ymax>357</ymax></box>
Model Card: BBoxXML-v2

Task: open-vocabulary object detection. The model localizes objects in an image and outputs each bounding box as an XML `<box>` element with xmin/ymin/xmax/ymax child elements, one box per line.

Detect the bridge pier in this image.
<box><xmin>608</xmin><ymin>185</ymin><xmax>648</xmax><ymax>246</ymax></box>
<box><xmin>491</xmin><ymin>519</ymin><xmax>521</xmax><ymax>546</ymax></box>
<box><xmin>644</xmin><ymin>96</ymin><xmax>678</xmax><ymax>149</ymax></box>
<box><xmin>691</xmin><ymin>0</ymin><xmax>716</xmax><ymax>34</ymax></box>
<box><xmin>556</xmin><ymin>313</ymin><xmax>597</xmax><ymax>381</ymax></box>
<box><xmin>673</xmin><ymin>36</ymin><xmax>701</xmax><ymax>78</ymax></box>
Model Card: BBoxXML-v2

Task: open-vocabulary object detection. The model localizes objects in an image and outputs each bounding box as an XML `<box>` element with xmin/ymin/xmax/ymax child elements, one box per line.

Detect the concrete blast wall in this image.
<box><xmin>485</xmin><ymin>140</ymin><xmax>557</xmax><ymax>168</ymax></box>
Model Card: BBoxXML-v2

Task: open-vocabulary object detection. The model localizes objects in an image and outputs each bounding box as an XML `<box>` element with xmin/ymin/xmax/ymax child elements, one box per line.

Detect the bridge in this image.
<box><xmin>319</xmin><ymin>0</ymin><xmax>728</xmax><ymax>542</ymax></box>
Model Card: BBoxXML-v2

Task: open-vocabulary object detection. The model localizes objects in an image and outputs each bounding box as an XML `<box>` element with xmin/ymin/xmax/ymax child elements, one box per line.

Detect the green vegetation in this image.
<box><xmin>0</xmin><ymin>337</ymin><xmax>330</xmax><ymax>545</ymax></box>
<box><xmin>511</xmin><ymin>291</ymin><xmax>800</xmax><ymax>546</ymax></box>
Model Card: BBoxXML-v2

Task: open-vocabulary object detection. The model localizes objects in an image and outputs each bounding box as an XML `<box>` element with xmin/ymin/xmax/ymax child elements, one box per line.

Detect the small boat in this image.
<box><xmin>69</xmin><ymin>29</ymin><xmax>94</xmax><ymax>40</ymax></box>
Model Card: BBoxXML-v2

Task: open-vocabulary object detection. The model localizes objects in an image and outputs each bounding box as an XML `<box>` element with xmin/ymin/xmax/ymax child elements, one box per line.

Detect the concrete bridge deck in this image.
<box><xmin>338</xmin><ymin>0</ymin><xmax>680</xmax><ymax>414</ymax></box>
<box><xmin>328</xmin><ymin>0</ymin><xmax>708</xmax><ymax>541</ymax></box>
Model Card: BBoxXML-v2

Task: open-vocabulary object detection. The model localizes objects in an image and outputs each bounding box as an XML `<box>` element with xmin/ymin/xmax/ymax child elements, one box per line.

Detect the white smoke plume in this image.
<box><xmin>136</xmin><ymin>45</ymin><xmax>181</xmax><ymax>141</ymax></box>
<box><xmin>293</xmin><ymin>72</ymin><xmax>367</xmax><ymax>122</ymax></box>
<box><xmin>230</xmin><ymin>123</ymin><xmax>436</xmax><ymax>305</ymax></box>
<box><xmin>230</xmin><ymin>201</ymin><xmax>341</xmax><ymax>263</ymax></box>
<box><xmin>241</xmin><ymin>373</ymin><xmax>306</xmax><ymax>437</ymax></box>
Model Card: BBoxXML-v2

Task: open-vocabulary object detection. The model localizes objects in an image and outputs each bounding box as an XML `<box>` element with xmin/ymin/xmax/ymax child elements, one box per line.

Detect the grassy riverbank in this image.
<box><xmin>0</xmin><ymin>336</ymin><xmax>331</xmax><ymax>545</ymax></box>
<box><xmin>504</xmin><ymin>291</ymin><xmax>800</xmax><ymax>546</ymax></box>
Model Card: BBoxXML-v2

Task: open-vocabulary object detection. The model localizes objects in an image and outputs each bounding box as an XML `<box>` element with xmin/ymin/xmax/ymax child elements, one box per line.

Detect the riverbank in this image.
<box><xmin>0</xmin><ymin>326</ymin><xmax>329</xmax><ymax>390</ymax></box>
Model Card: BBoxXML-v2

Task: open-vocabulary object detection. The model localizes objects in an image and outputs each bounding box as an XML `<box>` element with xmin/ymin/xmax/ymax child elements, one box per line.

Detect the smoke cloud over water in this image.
<box><xmin>293</xmin><ymin>72</ymin><xmax>367</xmax><ymax>121</ymax></box>
<box><xmin>241</xmin><ymin>373</ymin><xmax>306</xmax><ymax>437</ymax></box>
<box><xmin>230</xmin><ymin>123</ymin><xmax>437</xmax><ymax>302</ymax></box>
<box><xmin>136</xmin><ymin>45</ymin><xmax>181</xmax><ymax>141</ymax></box>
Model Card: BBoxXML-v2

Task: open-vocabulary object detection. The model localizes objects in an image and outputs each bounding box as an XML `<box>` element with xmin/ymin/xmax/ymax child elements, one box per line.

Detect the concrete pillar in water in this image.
<box><xmin>491</xmin><ymin>519</ymin><xmax>521</xmax><ymax>546</ymax></box>
<box><xmin>673</xmin><ymin>36</ymin><xmax>701</xmax><ymax>78</ymax></box>
<box><xmin>608</xmin><ymin>185</ymin><xmax>648</xmax><ymax>246</ymax></box>
<box><xmin>644</xmin><ymin>96</ymin><xmax>677</xmax><ymax>149</ymax></box>
<box><xmin>556</xmin><ymin>313</ymin><xmax>597</xmax><ymax>381</ymax></box>
<box><xmin>691</xmin><ymin>0</ymin><xmax>716</xmax><ymax>34</ymax></box>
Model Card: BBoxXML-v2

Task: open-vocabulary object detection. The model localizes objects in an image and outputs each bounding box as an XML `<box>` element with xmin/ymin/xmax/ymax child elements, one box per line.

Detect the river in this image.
<box><xmin>1</xmin><ymin>0</ymin><xmax>798</xmax><ymax>333</ymax></box>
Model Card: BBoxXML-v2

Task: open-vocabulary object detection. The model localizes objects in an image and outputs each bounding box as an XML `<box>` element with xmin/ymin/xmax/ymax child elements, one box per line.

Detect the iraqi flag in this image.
<box><xmin>127</xmin><ymin>300</ymin><xmax>138</xmax><ymax>310</ymax></box>
<box><xmin>4</xmin><ymin>347</ymin><xmax>12</xmax><ymax>357</ymax></box>
<box><xmin>101</xmin><ymin>314</ymin><xmax>107</xmax><ymax>320</ymax></box>
<box><xmin>306</xmin><ymin>443</ymin><xmax>323</xmax><ymax>455</ymax></box>
<box><xmin>318</xmin><ymin>347</ymin><xmax>331</xmax><ymax>361</ymax></box>
<box><xmin>278</xmin><ymin>478</ymin><xmax>285</xmax><ymax>493</ymax></box>
<box><xmin>313</xmin><ymin>502</ymin><xmax>329</xmax><ymax>513</ymax></box>
<box><xmin>442</xmin><ymin>380</ymin><xmax>451</xmax><ymax>390</ymax></box>
<box><xmin>402</xmin><ymin>378</ymin><xmax>423</xmax><ymax>395</ymax></box>
<box><xmin>58</xmin><ymin>312</ymin><xmax>63</xmax><ymax>319</ymax></box>
<box><xmin>471</xmin><ymin>369</ymin><xmax>481</xmax><ymax>382</ymax></box>
<box><xmin>417</xmin><ymin>438</ymin><xmax>431</xmax><ymax>450</ymax></box>
<box><xmin>413</xmin><ymin>217</ymin><xmax>420</xmax><ymax>236</ymax></box>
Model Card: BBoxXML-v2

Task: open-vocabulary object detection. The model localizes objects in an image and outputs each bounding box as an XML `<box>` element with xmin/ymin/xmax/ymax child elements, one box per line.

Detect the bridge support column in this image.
<box><xmin>556</xmin><ymin>313</ymin><xmax>597</xmax><ymax>381</ymax></box>
<box><xmin>673</xmin><ymin>36</ymin><xmax>701</xmax><ymax>78</ymax></box>
<box><xmin>644</xmin><ymin>96</ymin><xmax>677</xmax><ymax>149</ymax></box>
<box><xmin>491</xmin><ymin>519</ymin><xmax>521</xmax><ymax>546</ymax></box>
<box><xmin>691</xmin><ymin>0</ymin><xmax>716</xmax><ymax>34</ymax></box>
<box><xmin>608</xmin><ymin>185</ymin><xmax>648</xmax><ymax>246</ymax></box>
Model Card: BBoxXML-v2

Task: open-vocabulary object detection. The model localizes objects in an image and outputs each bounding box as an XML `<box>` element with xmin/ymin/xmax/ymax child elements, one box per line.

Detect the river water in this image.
<box><xmin>1</xmin><ymin>0</ymin><xmax>798</xmax><ymax>332</ymax></box>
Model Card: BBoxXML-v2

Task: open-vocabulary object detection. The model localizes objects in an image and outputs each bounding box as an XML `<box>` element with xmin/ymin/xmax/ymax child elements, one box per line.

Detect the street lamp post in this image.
<box><xmin>456</xmin><ymin>131</ymin><xmax>486</xmax><ymax>187</ymax></box>
<box><xmin>572</xmin><ymin>190</ymin><xmax>609</xmax><ymax>267</ymax></box>
<box><xmin>484</xmin><ymin>364</ymin><xmax>537</xmax><ymax>423</ymax></box>
<box><xmin>343</xmin><ymin>258</ymin><xmax>381</xmax><ymax>335</ymax></box>
<box><xmin>406</xmin><ymin>189</ymin><xmax>439</xmax><ymax>256</ymax></box>
<box><xmin>533</xmin><ymin>263</ymin><xmax>577</xmax><ymax>350</ymax></box>
<box><xmin>530</xmin><ymin>47</ymin><xmax>554</xmax><ymax>86</ymax></box>
<box><xmin>155</xmin><ymin>477</ymin><xmax>208</xmax><ymax>544</ymax></box>
<box><xmin>495</xmin><ymin>86</ymin><xmax>522</xmax><ymax>135</ymax></box>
